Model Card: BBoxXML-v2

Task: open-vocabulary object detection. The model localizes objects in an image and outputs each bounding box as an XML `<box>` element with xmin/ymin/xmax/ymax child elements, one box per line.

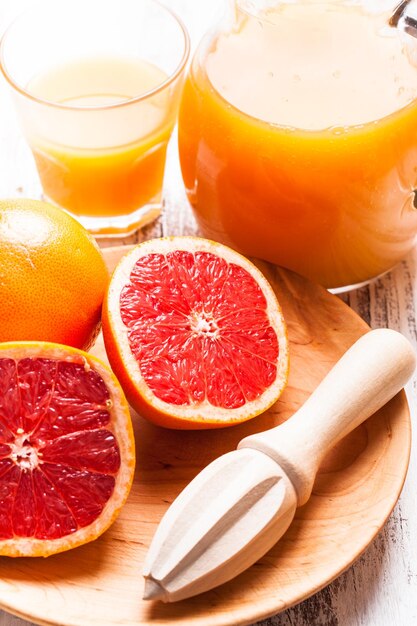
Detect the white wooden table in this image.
<box><xmin>1</xmin><ymin>1</ymin><xmax>417</xmax><ymax>625</ymax></box>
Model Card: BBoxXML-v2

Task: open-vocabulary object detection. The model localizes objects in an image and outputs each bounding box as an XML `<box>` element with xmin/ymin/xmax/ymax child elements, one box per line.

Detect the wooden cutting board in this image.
<box><xmin>0</xmin><ymin>246</ymin><xmax>410</xmax><ymax>626</ymax></box>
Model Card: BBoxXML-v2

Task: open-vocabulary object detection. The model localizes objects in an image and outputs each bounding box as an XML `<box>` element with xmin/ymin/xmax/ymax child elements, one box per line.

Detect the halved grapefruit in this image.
<box><xmin>0</xmin><ymin>342</ymin><xmax>135</xmax><ymax>557</ymax></box>
<box><xmin>103</xmin><ymin>237</ymin><xmax>289</xmax><ymax>429</ymax></box>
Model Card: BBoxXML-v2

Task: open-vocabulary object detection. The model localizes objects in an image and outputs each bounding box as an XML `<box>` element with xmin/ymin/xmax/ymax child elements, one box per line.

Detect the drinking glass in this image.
<box><xmin>1</xmin><ymin>0</ymin><xmax>190</xmax><ymax>237</ymax></box>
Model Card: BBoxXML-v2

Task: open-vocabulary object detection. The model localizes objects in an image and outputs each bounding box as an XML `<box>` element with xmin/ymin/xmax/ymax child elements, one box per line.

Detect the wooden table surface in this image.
<box><xmin>1</xmin><ymin>1</ymin><xmax>416</xmax><ymax>625</ymax></box>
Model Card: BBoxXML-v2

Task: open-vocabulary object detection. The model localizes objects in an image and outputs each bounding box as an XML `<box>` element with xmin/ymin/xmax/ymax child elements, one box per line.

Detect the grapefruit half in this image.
<box><xmin>0</xmin><ymin>342</ymin><xmax>135</xmax><ymax>557</ymax></box>
<box><xmin>103</xmin><ymin>237</ymin><xmax>289</xmax><ymax>429</ymax></box>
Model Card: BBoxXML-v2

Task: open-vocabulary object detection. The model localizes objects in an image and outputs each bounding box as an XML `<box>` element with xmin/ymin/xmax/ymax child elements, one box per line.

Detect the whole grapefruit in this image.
<box><xmin>0</xmin><ymin>199</ymin><xmax>109</xmax><ymax>349</ymax></box>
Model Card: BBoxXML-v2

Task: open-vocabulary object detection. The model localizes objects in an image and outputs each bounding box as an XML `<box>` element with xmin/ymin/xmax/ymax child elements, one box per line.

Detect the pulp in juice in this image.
<box><xmin>179</xmin><ymin>2</ymin><xmax>417</xmax><ymax>288</ymax></box>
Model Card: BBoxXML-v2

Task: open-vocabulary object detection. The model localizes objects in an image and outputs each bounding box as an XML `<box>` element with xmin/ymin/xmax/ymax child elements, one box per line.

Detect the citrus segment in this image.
<box><xmin>0</xmin><ymin>343</ymin><xmax>135</xmax><ymax>556</ymax></box>
<box><xmin>103</xmin><ymin>237</ymin><xmax>289</xmax><ymax>429</ymax></box>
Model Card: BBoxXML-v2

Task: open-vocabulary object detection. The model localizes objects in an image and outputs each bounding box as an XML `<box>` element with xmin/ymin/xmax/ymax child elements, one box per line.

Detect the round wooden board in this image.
<box><xmin>0</xmin><ymin>246</ymin><xmax>411</xmax><ymax>626</ymax></box>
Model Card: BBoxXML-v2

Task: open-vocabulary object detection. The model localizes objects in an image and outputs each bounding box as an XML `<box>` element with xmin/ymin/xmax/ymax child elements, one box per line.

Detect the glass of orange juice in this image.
<box><xmin>0</xmin><ymin>0</ymin><xmax>189</xmax><ymax>237</ymax></box>
<box><xmin>179</xmin><ymin>0</ymin><xmax>417</xmax><ymax>290</ymax></box>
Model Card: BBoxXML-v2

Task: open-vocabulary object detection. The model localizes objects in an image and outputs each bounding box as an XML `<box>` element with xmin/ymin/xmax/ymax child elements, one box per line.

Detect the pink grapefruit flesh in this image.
<box><xmin>103</xmin><ymin>237</ymin><xmax>289</xmax><ymax>429</ymax></box>
<box><xmin>0</xmin><ymin>342</ymin><xmax>135</xmax><ymax>556</ymax></box>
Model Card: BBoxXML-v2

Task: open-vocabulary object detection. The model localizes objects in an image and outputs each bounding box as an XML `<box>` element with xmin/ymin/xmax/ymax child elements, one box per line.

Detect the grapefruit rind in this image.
<box><xmin>0</xmin><ymin>342</ymin><xmax>135</xmax><ymax>557</ymax></box>
<box><xmin>0</xmin><ymin>199</ymin><xmax>109</xmax><ymax>351</ymax></box>
<box><xmin>103</xmin><ymin>237</ymin><xmax>289</xmax><ymax>429</ymax></box>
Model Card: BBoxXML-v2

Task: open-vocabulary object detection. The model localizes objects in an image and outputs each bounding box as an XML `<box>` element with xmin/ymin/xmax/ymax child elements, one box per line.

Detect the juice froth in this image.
<box><xmin>207</xmin><ymin>2</ymin><xmax>417</xmax><ymax>129</ymax></box>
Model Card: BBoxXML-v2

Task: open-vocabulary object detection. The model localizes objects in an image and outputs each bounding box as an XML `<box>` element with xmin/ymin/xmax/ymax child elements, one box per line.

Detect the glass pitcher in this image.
<box><xmin>178</xmin><ymin>0</ymin><xmax>417</xmax><ymax>290</ymax></box>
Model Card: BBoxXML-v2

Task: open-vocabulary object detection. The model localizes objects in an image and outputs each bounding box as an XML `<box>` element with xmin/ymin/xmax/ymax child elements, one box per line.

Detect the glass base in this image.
<box><xmin>43</xmin><ymin>195</ymin><xmax>162</xmax><ymax>238</ymax></box>
<box><xmin>328</xmin><ymin>268</ymin><xmax>391</xmax><ymax>294</ymax></box>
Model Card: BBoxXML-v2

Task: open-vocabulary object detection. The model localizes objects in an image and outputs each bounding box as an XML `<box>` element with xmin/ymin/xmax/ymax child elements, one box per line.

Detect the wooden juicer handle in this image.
<box><xmin>239</xmin><ymin>329</ymin><xmax>416</xmax><ymax>506</ymax></box>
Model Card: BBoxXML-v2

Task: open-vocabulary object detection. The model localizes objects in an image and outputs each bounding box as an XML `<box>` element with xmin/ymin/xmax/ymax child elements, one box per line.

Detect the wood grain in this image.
<box><xmin>0</xmin><ymin>245</ymin><xmax>411</xmax><ymax>626</ymax></box>
<box><xmin>143</xmin><ymin>328</ymin><xmax>415</xmax><ymax>602</ymax></box>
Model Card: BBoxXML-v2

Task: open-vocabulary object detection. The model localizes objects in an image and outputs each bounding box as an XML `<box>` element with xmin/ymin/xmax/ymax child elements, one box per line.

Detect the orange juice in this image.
<box><xmin>179</xmin><ymin>2</ymin><xmax>417</xmax><ymax>288</ymax></box>
<box><xmin>27</xmin><ymin>57</ymin><xmax>172</xmax><ymax>227</ymax></box>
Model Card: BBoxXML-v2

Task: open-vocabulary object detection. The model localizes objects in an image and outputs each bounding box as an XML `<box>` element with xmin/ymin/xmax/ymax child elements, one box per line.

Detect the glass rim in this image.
<box><xmin>0</xmin><ymin>0</ymin><xmax>190</xmax><ymax>112</ymax></box>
